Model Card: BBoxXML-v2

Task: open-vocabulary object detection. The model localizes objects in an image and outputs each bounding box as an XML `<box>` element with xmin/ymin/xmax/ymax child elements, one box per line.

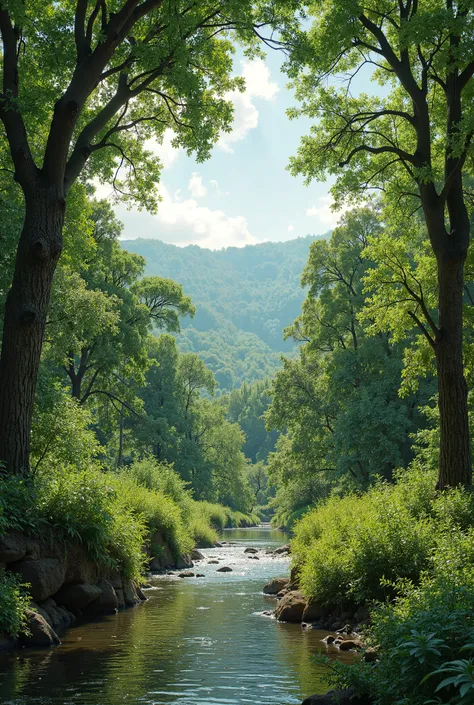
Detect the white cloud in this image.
<box><xmin>218</xmin><ymin>59</ymin><xmax>279</xmax><ymax>152</ymax></box>
<box><xmin>210</xmin><ymin>179</ymin><xmax>220</xmax><ymax>193</ymax></box>
<box><xmin>306</xmin><ymin>195</ymin><xmax>349</xmax><ymax>230</ymax></box>
<box><xmin>149</xmin><ymin>183</ymin><xmax>256</xmax><ymax>249</ymax></box>
<box><xmin>145</xmin><ymin>128</ymin><xmax>182</xmax><ymax>169</ymax></box>
<box><xmin>288</xmin><ymin>224</ymin><xmax>295</xmax><ymax>232</ymax></box>
<box><xmin>188</xmin><ymin>172</ymin><xmax>207</xmax><ymax>198</ymax></box>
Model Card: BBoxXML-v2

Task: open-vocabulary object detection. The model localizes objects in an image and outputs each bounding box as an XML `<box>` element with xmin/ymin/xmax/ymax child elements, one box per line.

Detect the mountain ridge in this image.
<box><xmin>122</xmin><ymin>235</ymin><xmax>323</xmax><ymax>390</ymax></box>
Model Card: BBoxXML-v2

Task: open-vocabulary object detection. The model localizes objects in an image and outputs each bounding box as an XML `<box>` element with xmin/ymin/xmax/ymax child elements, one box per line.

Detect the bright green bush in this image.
<box><xmin>292</xmin><ymin>467</ymin><xmax>473</xmax><ymax>606</ymax></box>
<box><xmin>333</xmin><ymin>531</ymin><xmax>474</xmax><ymax>705</ymax></box>
<box><xmin>110</xmin><ymin>474</ymin><xmax>193</xmax><ymax>560</ymax></box>
<box><xmin>119</xmin><ymin>457</ymin><xmax>191</xmax><ymax>508</ymax></box>
<box><xmin>195</xmin><ymin>501</ymin><xmax>228</xmax><ymax>530</ymax></box>
<box><xmin>36</xmin><ymin>466</ymin><xmax>119</xmax><ymax>567</ymax></box>
<box><xmin>35</xmin><ymin>465</ymin><xmax>192</xmax><ymax>579</ymax></box>
<box><xmin>187</xmin><ymin>513</ymin><xmax>220</xmax><ymax>548</ymax></box>
<box><xmin>0</xmin><ymin>572</ymin><xmax>31</xmax><ymax>638</ymax></box>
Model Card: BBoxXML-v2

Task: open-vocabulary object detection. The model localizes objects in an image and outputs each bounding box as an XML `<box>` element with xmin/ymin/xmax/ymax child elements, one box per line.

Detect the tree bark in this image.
<box><xmin>0</xmin><ymin>186</ymin><xmax>64</xmax><ymax>473</ymax></box>
<box><xmin>435</xmin><ymin>253</ymin><xmax>471</xmax><ymax>488</ymax></box>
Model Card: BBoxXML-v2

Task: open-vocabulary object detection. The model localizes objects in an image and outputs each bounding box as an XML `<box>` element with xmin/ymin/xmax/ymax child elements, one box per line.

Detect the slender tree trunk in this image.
<box><xmin>435</xmin><ymin>253</ymin><xmax>471</xmax><ymax>488</ymax></box>
<box><xmin>117</xmin><ymin>404</ymin><xmax>124</xmax><ymax>468</ymax></box>
<box><xmin>0</xmin><ymin>187</ymin><xmax>64</xmax><ymax>473</ymax></box>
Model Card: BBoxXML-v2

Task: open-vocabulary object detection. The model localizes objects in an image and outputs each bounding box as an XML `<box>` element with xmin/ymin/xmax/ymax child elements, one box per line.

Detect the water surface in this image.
<box><xmin>0</xmin><ymin>526</ymin><xmax>353</xmax><ymax>704</ymax></box>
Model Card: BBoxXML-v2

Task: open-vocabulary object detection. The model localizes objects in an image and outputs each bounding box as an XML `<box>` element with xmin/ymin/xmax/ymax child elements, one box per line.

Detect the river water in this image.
<box><xmin>0</xmin><ymin>526</ymin><xmax>353</xmax><ymax>705</ymax></box>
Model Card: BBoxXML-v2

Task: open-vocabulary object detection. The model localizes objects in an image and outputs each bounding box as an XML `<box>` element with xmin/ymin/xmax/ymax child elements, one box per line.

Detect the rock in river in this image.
<box><xmin>20</xmin><ymin>610</ymin><xmax>60</xmax><ymax>648</ymax></box>
<box><xmin>273</xmin><ymin>544</ymin><xmax>291</xmax><ymax>555</ymax></box>
<box><xmin>263</xmin><ymin>577</ymin><xmax>289</xmax><ymax>595</ymax></box>
<box><xmin>244</xmin><ymin>547</ymin><xmax>258</xmax><ymax>554</ymax></box>
<box><xmin>216</xmin><ymin>566</ymin><xmax>232</xmax><ymax>572</ymax></box>
<box><xmin>302</xmin><ymin>689</ymin><xmax>371</xmax><ymax>705</ymax></box>
<box><xmin>275</xmin><ymin>590</ymin><xmax>306</xmax><ymax>623</ymax></box>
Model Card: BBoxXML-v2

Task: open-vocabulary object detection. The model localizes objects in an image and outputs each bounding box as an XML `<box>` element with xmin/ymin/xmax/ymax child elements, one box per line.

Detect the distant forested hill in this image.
<box><xmin>122</xmin><ymin>236</ymin><xmax>321</xmax><ymax>390</ymax></box>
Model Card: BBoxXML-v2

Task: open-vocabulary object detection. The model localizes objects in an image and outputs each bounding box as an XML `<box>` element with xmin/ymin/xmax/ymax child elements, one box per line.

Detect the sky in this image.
<box><xmin>109</xmin><ymin>50</ymin><xmax>345</xmax><ymax>250</ymax></box>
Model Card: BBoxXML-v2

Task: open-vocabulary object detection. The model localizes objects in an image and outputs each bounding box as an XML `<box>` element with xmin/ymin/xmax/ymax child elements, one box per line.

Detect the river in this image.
<box><xmin>0</xmin><ymin>526</ymin><xmax>353</xmax><ymax>704</ymax></box>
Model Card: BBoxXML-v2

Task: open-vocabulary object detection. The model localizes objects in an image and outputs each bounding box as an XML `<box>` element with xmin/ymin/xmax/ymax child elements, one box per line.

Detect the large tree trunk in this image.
<box><xmin>0</xmin><ymin>187</ymin><xmax>64</xmax><ymax>473</ymax></box>
<box><xmin>436</xmin><ymin>253</ymin><xmax>471</xmax><ymax>488</ymax></box>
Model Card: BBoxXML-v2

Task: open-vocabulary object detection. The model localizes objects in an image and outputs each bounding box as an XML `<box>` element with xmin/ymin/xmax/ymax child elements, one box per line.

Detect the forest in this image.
<box><xmin>1</xmin><ymin>2</ymin><xmax>474</xmax><ymax>705</ymax></box>
<box><xmin>124</xmin><ymin>235</ymin><xmax>318</xmax><ymax>390</ymax></box>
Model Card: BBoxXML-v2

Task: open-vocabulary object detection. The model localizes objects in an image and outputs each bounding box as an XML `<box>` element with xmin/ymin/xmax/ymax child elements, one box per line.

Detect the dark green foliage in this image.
<box><xmin>131</xmin><ymin>335</ymin><xmax>253</xmax><ymax>512</ymax></box>
<box><xmin>226</xmin><ymin>380</ymin><xmax>279</xmax><ymax>462</ymax></box>
<box><xmin>0</xmin><ymin>469</ymin><xmax>38</xmax><ymax>535</ymax></box>
<box><xmin>0</xmin><ymin>573</ymin><xmax>31</xmax><ymax>639</ymax></box>
<box><xmin>123</xmin><ymin>236</ymin><xmax>322</xmax><ymax>390</ymax></box>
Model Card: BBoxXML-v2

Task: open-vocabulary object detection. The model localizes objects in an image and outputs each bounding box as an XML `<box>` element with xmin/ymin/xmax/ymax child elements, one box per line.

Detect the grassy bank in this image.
<box><xmin>290</xmin><ymin>465</ymin><xmax>474</xmax><ymax>704</ymax></box>
<box><xmin>0</xmin><ymin>459</ymin><xmax>258</xmax><ymax>638</ymax></box>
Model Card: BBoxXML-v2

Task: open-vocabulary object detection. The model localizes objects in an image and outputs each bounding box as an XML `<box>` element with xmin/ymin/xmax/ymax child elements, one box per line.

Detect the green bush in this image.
<box><xmin>333</xmin><ymin>531</ymin><xmax>474</xmax><ymax>705</ymax></box>
<box><xmin>35</xmin><ymin>465</ymin><xmax>192</xmax><ymax>579</ymax></box>
<box><xmin>110</xmin><ymin>474</ymin><xmax>193</xmax><ymax>560</ymax></box>
<box><xmin>119</xmin><ymin>457</ymin><xmax>191</xmax><ymax>508</ymax></box>
<box><xmin>292</xmin><ymin>466</ymin><xmax>473</xmax><ymax>606</ymax></box>
<box><xmin>36</xmin><ymin>466</ymin><xmax>119</xmax><ymax>567</ymax></box>
<box><xmin>0</xmin><ymin>572</ymin><xmax>31</xmax><ymax>638</ymax></box>
<box><xmin>187</xmin><ymin>513</ymin><xmax>219</xmax><ymax>548</ymax></box>
<box><xmin>195</xmin><ymin>501</ymin><xmax>228</xmax><ymax>530</ymax></box>
<box><xmin>0</xmin><ymin>469</ymin><xmax>38</xmax><ymax>535</ymax></box>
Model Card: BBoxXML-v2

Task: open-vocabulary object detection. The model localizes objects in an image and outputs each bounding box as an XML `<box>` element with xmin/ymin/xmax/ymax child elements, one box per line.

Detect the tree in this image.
<box><xmin>0</xmin><ymin>0</ymin><xmax>276</xmax><ymax>473</ymax></box>
<box><xmin>226</xmin><ymin>380</ymin><xmax>279</xmax><ymax>462</ymax></box>
<box><xmin>287</xmin><ymin>0</ymin><xmax>474</xmax><ymax>487</ymax></box>
<box><xmin>47</xmin><ymin>201</ymin><xmax>194</xmax><ymax>410</ymax></box>
<box><xmin>266</xmin><ymin>208</ymin><xmax>431</xmax><ymax>504</ymax></box>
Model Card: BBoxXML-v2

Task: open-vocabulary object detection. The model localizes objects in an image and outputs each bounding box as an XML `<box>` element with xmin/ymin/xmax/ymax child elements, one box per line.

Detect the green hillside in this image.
<box><xmin>122</xmin><ymin>236</ymin><xmax>321</xmax><ymax>390</ymax></box>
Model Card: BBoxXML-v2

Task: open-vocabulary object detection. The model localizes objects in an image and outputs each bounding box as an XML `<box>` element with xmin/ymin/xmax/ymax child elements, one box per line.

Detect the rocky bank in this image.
<box><xmin>0</xmin><ymin>529</ymin><xmax>193</xmax><ymax>650</ymax></box>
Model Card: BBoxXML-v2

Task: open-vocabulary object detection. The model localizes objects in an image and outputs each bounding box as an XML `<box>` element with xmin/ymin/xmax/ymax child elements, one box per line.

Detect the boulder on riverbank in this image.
<box><xmin>302</xmin><ymin>601</ymin><xmax>325</xmax><ymax>623</ymax></box>
<box><xmin>0</xmin><ymin>533</ymin><xmax>28</xmax><ymax>563</ymax></box>
<box><xmin>263</xmin><ymin>577</ymin><xmax>289</xmax><ymax>595</ymax></box>
<box><xmin>10</xmin><ymin>558</ymin><xmax>66</xmax><ymax>602</ymax></box>
<box><xmin>20</xmin><ymin>610</ymin><xmax>61</xmax><ymax>648</ymax></box>
<box><xmin>275</xmin><ymin>590</ymin><xmax>306</xmax><ymax>622</ymax></box>
<box><xmin>302</xmin><ymin>689</ymin><xmax>371</xmax><ymax>705</ymax></box>
<box><xmin>54</xmin><ymin>583</ymin><xmax>102</xmax><ymax>610</ymax></box>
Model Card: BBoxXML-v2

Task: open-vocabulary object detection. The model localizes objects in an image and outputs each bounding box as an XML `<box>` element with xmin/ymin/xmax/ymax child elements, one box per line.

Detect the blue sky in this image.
<box><xmin>113</xmin><ymin>50</ymin><xmax>343</xmax><ymax>249</ymax></box>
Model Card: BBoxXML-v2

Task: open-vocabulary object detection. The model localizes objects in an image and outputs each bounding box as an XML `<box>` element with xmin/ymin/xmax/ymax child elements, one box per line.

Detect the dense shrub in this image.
<box><xmin>292</xmin><ymin>466</ymin><xmax>474</xmax><ymax>606</ymax></box>
<box><xmin>110</xmin><ymin>473</ymin><xmax>193</xmax><ymax>560</ymax></box>
<box><xmin>119</xmin><ymin>457</ymin><xmax>191</xmax><ymax>507</ymax></box>
<box><xmin>0</xmin><ymin>469</ymin><xmax>39</xmax><ymax>535</ymax></box>
<box><xmin>332</xmin><ymin>531</ymin><xmax>474</xmax><ymax>704</ymax></box>
<box><xmin>0</xmin><ymin>573</ymin><xmax>31</xmax><ymax>638</ymax></box>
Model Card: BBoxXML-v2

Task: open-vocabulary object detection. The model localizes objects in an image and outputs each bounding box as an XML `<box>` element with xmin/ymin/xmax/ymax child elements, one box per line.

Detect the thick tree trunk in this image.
<box><xmin>0</xmin><ymin>187</ymin><xmax>64</xmax><ymax>473</ymax></box>
<box><xmin>436</xmin><ymin>253</ymin><xmax>471</xmax><ymax>488</ymax></box>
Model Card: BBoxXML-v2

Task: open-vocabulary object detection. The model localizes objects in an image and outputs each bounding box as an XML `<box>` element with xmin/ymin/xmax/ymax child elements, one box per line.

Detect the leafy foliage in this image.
<box><xmin>330</xmin><ymin>530</ymin><xmax>474</xmax><ymax>705</ymax></box>
<box><xmin>0</xmin><ymin>573</ymin><xmax>31</xmax><ymax>639</ymax></box>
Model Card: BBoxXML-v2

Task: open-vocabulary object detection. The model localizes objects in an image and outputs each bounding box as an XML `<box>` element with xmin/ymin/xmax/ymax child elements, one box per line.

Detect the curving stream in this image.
<box><xmin>0</xmin><ymin>526</ymin><xmax>353</xmax><ymax>705</ymax></box>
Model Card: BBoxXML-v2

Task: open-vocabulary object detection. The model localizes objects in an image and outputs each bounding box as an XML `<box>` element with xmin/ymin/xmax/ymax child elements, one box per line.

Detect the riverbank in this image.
<box><xmin>0</xmin><ymin>462</ymin><xmax>259</xmax><ymax>650</ymax></box>
<box><xmin>0</xmin><ymin>526</ymin><xmax>354</xmax><ymax>705</ymax></box>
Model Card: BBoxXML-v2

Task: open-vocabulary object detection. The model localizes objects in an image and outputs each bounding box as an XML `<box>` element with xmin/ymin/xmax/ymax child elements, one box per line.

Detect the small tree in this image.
<box><xmin>286</xmin><ymin>0</ymin><xmax>474</xmax><ymax>488</ymax></box>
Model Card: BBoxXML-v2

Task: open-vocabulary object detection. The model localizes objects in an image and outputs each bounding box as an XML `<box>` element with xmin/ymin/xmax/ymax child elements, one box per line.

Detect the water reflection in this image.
<box><xmin>0</xmin><ymin>527</ymin><xmax>353</xmax><ymax>705</ymax></box>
